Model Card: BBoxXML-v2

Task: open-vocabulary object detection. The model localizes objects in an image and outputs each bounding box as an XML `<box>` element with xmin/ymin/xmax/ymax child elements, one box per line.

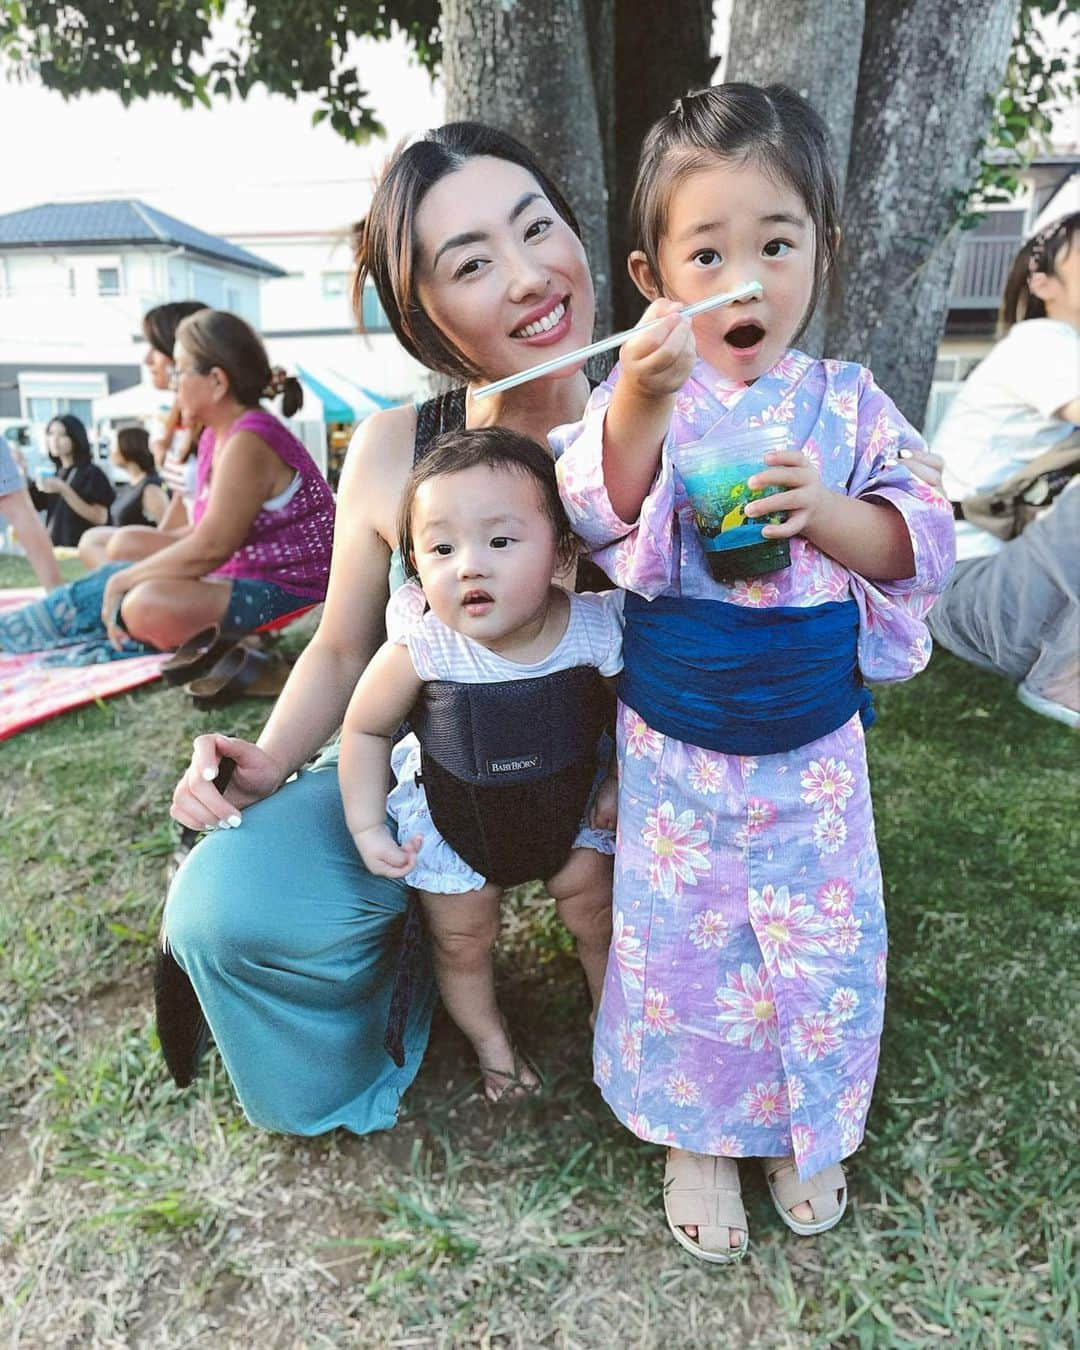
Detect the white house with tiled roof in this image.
<box><xmin>0</xmin><ymin>199</ymin><xmax>283</xmax><ymax>427</ymax></box>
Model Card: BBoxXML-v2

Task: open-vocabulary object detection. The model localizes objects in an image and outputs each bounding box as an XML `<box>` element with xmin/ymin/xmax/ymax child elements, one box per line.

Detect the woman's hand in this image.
<box><xmin>101</xmin><ymin>568</ymin><xmax>138</xmax><ymax>649</ymax></box>
<box><xmin>619</xmin><ymin>298</ymin><xmax>697</xmax><ymax>402</ymax></box>
<box><xmin>170</xmin><ymin>734</ymin><xmax>288</xmax><ymax>831</ymax></box>
<box><xmin>898</xmin><ymin>446</ymin><xmax>944</xmax><ymax>490</ymax></box>
<box><xmin>745</xmin><ymin>449</ymin><xmax>830</xmax><ymax>538</ymax></box>
<box><xmin>35</xmin><ymin>476</ymin><xmax>63</xmax><ymax>495</ymax></box>
<box><xmin>351</xmin><ymin>824</ymin><xmax>421</xmax><ymax>880</ymax></box>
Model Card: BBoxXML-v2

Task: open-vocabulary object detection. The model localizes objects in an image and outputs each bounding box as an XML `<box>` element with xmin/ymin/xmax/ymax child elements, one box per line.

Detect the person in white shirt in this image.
<box><xmin>929</xmin><ymin>213</ymin><xmax>1079</xmax><ymax>727</ymax></box>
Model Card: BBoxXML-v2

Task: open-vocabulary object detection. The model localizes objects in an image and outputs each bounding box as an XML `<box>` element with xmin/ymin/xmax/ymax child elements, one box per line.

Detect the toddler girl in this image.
<box><xmin>340</xmin><ymin>427</ymin><xmax>622</xmax><ymax>1102</ymax></box>
<box><xmin>553</xmin><ymin>82</ymin><xmax>955</xmax><ymax>1261</ymax></box>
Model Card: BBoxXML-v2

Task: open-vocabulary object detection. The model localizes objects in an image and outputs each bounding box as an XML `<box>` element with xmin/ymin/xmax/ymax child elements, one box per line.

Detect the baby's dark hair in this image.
<box><xmin>631</xmin><ymin>82</ymin><xmax>841</xmax><ymax>340</ymax></box>
<box><xmin>999</xmin><ymin>212</ymin><xmax>1079</xmax><ymax>333</ymax></box>
<box><xmin>397</xmin><ymin>426</ymin><xmax>578</xmax><ymax>580</ymax></box>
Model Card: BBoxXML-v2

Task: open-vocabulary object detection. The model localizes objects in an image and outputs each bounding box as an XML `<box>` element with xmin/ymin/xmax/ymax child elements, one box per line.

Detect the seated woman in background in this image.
<box><xmin>929</xmin><ymin>212</ymin><xmax>1079</xmax><ymax>727</ymax></box>
<box><xmin>78</xmin><ymin>300</ymin><xmax>208</xmax><ymax>570</ymax></box>
<box><xmin>0</xmin><ymin>309</ymin><xmax>335</xmax><ymax>659</ymax></box>
<box><xmin>109</xmin><ymin>427</ymin><xmax>167</xmax><ymax>528</ymax></box>
<box><xmin>30</xmin><ymin>414</ymin><xmax>114</xmax><ymax>548</ymax></box>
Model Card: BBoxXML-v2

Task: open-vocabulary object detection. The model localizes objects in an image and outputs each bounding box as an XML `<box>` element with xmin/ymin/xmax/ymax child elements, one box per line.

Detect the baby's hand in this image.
<box><xmin>745</xmin><ymin>449</ymin><xmax>830</xmax><ymax>539</ymax></box>
<box><xmin>589</xmin><ymin>772</ymin><xmax>619</xmax><ymax>833</ymax></box>
<box><xmin>352</xmin><ymin>825</ymin><xmax>422</xmax><ymax>879</ymax></box>
<box><xmin>619</xmin><ymin>298</ymin><xmax>696</xmax><ymax>402</ymax></box>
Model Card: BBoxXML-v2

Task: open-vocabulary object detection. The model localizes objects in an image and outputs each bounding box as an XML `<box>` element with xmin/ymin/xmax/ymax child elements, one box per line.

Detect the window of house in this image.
<box><xmin>97</xmin><ymin>267</ymin><xmax>121</xmax><ymax>296</ymax></box>
<box><xmin>27</xmin><ymin>396</ymin><xmax>94</xmax><ymax>425</ymax></box>
<box><xmin>322</xmin><ymin>271</ymin><xmax>349</xmax><ymax>298</ymax></box>
<box><xmin>361</xmin><ymin>284</ymin><xmax>390</xmax><ymax>333</ymax></box>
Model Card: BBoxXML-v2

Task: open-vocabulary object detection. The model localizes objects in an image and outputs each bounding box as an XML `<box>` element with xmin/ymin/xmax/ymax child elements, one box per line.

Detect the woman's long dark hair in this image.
<box><xmin>999</xmin><ymin>212</ymin><xmax>1079</xmax><ymax>333</ymax></box>
<box><xmin>143</xmin><ymin>301</ymin><xmax>210</xmax><ymax>358</ymax></box>
<box><xmin>47</xmin><ymin>413</ymin><xmax>93</xmax><ymax>471</ymax></box>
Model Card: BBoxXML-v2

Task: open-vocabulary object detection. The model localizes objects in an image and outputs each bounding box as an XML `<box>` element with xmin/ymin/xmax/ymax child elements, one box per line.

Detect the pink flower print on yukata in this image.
<box><xmin>731</xmin><ymin>577</ymin><xmax>780</xmax><ymax>608</ymax></box>
<box><xmin>611</xmin><ymin>912</ymin><xmax>646</xmax><ymax>988</ymax></box>
<box><xmin>689</xmin><ymin>908</ymin><xmax>730</xmax><ymax>950</ymax></box>
<box><xmin>875</xmin><ymin>951</ymin><xmax>888</xmax><ymax>988</ymax></box>
<box><xmin>816</xmin><ymin>878</ymin><xmax>854</xmax><ymax>916</ymax></box>
<box><xmin>830</xmin><ymin>913</ymin><xmax>864</xmax><ymax>955</ymax></box>
<box><xmin>618</xmin><ymin>1019</ymin><xmax>643</xmax><ymax>1072</ymax></box>
<box><xmin>746</xmin><ymin>797</ymin><xmax>777</xmax><ymax>833</ymax></box>
<box><xmin>626</xmin><ymin>1114</ymin><xmax>676</xmax><ymax>1145</ymax></box>
<box><xmin>707</xmin><ymin>1134</ymin><xmax>746</xmax><ymax>1157</ymax></box>
<box><xmin>741</xmin><ymin>1080</ymin><xmax>790</xmax><ymax>1126</ymax></box>
<box><xmin>665</xmin><ymin>1072</ymin><xmax>702</xmax><ymax>1107</ymax></box>
<box><xmin>835</xmin><ymin>1077</ymin><xmax>872</xmax><ymax>1124</ymax></box>
<box><xmin>595</xmin><ymin>1049</ymin><xmax>613</xmax><ymax>1084</ymax></box>
<box><xmin>714</xmin><ymin>962</ymin><xmax>779</xmax><ymax>1050</ymax></box>
<box><xmin>800</xmin><ymin>757</ymin><xmax>856</xmax><ymax>813</ymax></box>
<box><xmin>790</xmin><ymin>1123</ymin><xmax>817</xmax><ymax>1164</ymax></box>
<box><xmin>792</xmin><ymin>1012</ymin><xmax>843</xmax><ymax>1062</ymax></box>
<box><xmin>643</xmin><ymin>987</ymin><xmax>679</xmax><ymax>1036</ymax></box>
<box><xmin>687</xmin><ymin>749</ymin><xmax>727</xmax><ymax>796</ymax></box>
<box><xmin>787</xmin><ymin>1074</ymin><xmax>807</xmax><ymax>1110</ymax></box>
<box><xmin>623</xmin><ymin>708</ymin><xmax>663</xmax><ymax>760</ymax></box>
<box><xmin>750</xmin><ymin>885</ymin><xmax>831</xmax><ymax>978</ymax></box>
<box><xmin>829</xmin><ymin>987</ymin><xmax>860</xmax><ymax>1022</ymax></box>
<box><xmin>641</xmin><ymin>802</ymin><xmax>710</xmax><ymax>899</ymax></box>
<box><xmin>812</xmin><ymin>811</ymin><xmax>848</xmax><ymax>855</ymax></box>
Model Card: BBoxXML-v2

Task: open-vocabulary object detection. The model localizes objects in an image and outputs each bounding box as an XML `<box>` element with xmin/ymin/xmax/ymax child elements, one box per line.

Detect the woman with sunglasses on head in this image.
<box><xmin>79</xmin><ymin>300</ymin><xmax>208</xmax><ymax>570</ymax></box>
<box><xmin>0</xmin><ymin>310</ymin><xmax>334</xmax><ymax>659</ymax></box>
<box><xmin>929</xmin><ymin>213</ymin><xmax>1080</xmax><ymax>727</ymax></box>
<box><xmin>166</xmin><ymin>123</ymin><xmax>604</xmax><ymax>1138</ymax></box>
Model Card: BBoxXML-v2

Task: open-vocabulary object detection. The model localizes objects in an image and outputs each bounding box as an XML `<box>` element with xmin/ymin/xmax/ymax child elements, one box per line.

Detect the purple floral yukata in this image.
<box><xmin>552</xmin><ymin>351</ymin><xmax>955</xmax><ymax>1179</ymax></box>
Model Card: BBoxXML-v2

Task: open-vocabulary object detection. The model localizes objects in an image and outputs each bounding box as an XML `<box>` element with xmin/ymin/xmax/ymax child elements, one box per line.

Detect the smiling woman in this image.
<box><xmin>163</xmin><ymin>123</ymin><xmax>600</xmax><ymax>1138</ymax></box>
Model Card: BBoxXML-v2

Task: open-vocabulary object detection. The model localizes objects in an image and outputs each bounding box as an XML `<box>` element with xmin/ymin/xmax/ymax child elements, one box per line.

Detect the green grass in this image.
<box><xmin>1</xmin><ymin>553</ymin><xmax>1077</xmax><ymax>1347</ymax></box>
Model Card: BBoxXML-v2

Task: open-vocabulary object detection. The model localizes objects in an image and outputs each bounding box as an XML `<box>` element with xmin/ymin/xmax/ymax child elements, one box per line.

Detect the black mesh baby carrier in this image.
<box><xmin>409</xmin><ymin>664</ymin><xmax>609</xmax><ymax>887</ymax></box>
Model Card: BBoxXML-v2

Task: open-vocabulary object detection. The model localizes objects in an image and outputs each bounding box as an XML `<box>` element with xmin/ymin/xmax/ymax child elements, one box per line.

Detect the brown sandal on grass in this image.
<box><xmin>761</xmin><ymin>1156</ymin><xmax>847</xmax><ymax>1235</ymax></box>
<box><xmin>663</xmin><ymin>1150</ymin><xmax>749</xmax><ymax>1264</ymax></box>
<box><xmin>479</xmin><ymin>1049</ymin><xmax>543</xmax><ymax>1104</ymax></box>
<box><xmin>185</xmin><ymin>643</ymin><xmax>291</xmax><ymax>710</ymax></box>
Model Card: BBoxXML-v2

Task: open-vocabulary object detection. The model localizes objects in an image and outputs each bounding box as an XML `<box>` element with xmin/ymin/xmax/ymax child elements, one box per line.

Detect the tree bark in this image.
<box><xmin>611</xmin><ymin>0</ymin><xmax>714</xmax><ymax>329</ymax></box>
<box><xmin>825</xmin><ymin>0</ymin><xmax>1020</xmax><ymax>427</ymax></box>
<box><xmin>724</xmin><ymin>0</ymin><xmax>865</xmax><ymax>354</ymax></box>
<box><xmin>442</xmin><ymin>0</ymin><xmax>612</xmax><ymax>330</ymax></box>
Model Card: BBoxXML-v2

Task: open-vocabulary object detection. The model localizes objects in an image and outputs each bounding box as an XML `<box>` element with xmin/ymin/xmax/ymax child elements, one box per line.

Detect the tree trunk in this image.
<box><xmin>611</xmin><ymin>0</ymin><xmax>714</xmax><ymax>329</ymax></box>
<box><xmin>724</xmin><ymin>0</ymin><xmax>865</xmax><ymax>355</ymax></box>
<box><xmin>825</xmin><ymin>0</ymin><xmax>1020</xmax><ymax>427</ymax></box>
<box><xmin>442</xmin><ymin>0</ymin><xmax>612</xmax><ymax>331</ymax></box>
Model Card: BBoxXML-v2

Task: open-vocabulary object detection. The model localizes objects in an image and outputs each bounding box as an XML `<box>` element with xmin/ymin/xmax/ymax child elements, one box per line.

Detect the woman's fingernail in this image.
<box><xmin>202</xmin><ymin>767</ymin><xmax>217</xmax><ymax>781</ymax></box>
<box><xmin>228</xmin><ymin>814</ymin><xmax>242</xmax><ymax>828</ymax></box>
<box><xmin>898</xmin><ymin>447</ymin><xmax>912</xmax><ymax>459</ymax></box>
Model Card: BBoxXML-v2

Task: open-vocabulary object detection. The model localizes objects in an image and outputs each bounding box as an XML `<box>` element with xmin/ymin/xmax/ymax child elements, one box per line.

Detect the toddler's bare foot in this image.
<box><xmin>474</xmin><ymin>1023</ymin><xmax>540</xmax><ymax>1103</ymax></box>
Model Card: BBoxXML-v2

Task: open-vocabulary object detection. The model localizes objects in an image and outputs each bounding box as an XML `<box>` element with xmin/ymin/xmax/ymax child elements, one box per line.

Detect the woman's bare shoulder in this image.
<box><xmin>339</xmin><ymin>404</ymin><xmax>419</xmax><ymax>543</ymax></box>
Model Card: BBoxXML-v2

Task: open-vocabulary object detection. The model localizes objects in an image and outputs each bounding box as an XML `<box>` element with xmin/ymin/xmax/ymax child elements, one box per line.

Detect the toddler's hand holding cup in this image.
<box><xmin>676</xmin><ymin>424</ymin><xmax>793</xmax><ymax>582</ymax></box>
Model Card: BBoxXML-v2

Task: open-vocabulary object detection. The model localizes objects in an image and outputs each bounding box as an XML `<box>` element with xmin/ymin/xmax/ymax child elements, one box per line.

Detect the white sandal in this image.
<box><xmin>663</xmin><ymin>1150</ymin><xmax>749</xmax><ymax>1265</ymax></box>
<box><xmin>762</xmin><ymin>1156</ymin><xmax>847</xmax><ymax>1235</ymax></box>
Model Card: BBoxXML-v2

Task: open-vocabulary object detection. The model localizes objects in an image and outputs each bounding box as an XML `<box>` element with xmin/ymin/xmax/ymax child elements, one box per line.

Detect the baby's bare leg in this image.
<box><xmin>547</xmin><ymin>848</ymin><xmax>614</xmax><ymax>1020</ymax></box>
<box><xmin>418</xmin><ymin>885</ymin><xmax>538</xmax><ymax>1101</ymax></box>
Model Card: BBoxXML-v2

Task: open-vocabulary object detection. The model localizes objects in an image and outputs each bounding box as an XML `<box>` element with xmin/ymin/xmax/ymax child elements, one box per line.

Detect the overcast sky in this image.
<box><xmin>0</xmin><ymin>29</ymin><xmax>443</xmax><ymax>235</ymax></box>
<box><xmin>1</xmin><ymin>7</ymin><xmax>1073</xmax><ymax>240</ymax></box>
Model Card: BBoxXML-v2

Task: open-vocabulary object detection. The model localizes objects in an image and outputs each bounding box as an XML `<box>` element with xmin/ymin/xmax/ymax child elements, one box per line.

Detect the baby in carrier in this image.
<box><xmin>339</xmin><ymin>427</ymin><xmax>622</xmax><ymax>1101</ymax></box>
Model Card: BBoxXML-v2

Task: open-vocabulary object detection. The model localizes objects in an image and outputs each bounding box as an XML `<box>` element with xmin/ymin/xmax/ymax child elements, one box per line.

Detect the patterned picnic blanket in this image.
<box><xmin>0</xmin><ymin>590</ymin><xmax>169</xmax><ymax>741</ymax></box>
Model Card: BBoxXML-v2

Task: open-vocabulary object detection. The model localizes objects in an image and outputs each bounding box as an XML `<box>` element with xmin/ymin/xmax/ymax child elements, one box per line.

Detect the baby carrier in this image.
<box><xmin>410</xmin><ymin>664</ymin><xmax>609</xmax><ymax>886</ymax></box>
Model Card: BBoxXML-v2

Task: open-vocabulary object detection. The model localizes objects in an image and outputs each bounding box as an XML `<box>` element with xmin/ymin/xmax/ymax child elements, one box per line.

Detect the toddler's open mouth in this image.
<box><xmin>725</xmin><ymin>321</ymin><xmax>766</xmax><ymax>350</ymax></box>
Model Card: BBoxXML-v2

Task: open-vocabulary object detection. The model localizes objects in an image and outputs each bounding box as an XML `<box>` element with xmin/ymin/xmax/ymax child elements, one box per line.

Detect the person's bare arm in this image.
<box><xmin>339</xmin><ymin>640</ymin><xmax>424</xmax><ymax>877</ymax></box>
<box><xmin>142</xmin><ymin>482</ymin><xmax>169</xmax><ymax>525</ymax></box>
<box><xmin>602</xmin><ymin>299</ymin><xmax>696</xmax><ymax>524</ymax></box>
<box><xmin>170</xmin><ymin>405</ymin><xmax>419</xmax><ymax>829</ymax></box>
<box><xmin>36</xmin><ymin>475</ymin><xmax>110</xmax><ymax>525</ymax></box>
<box><xmin>1054</xmin><ymin>396</ymin><xmax>1080</xmax><ymax>425</ymax></box>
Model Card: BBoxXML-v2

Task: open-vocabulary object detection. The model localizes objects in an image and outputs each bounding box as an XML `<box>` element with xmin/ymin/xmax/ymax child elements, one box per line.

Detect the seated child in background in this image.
<box><xmin>339</xmin><ymin>427</ymin><xmax>622</xmax><ymax>1101</ymax></box>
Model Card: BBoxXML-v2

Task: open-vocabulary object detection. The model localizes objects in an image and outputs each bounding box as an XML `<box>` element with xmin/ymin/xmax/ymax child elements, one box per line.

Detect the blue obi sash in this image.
<box><xmin>619</xmin><ymin>591</ymin><xmax>873</xmax><ymax>756</ymax></box>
